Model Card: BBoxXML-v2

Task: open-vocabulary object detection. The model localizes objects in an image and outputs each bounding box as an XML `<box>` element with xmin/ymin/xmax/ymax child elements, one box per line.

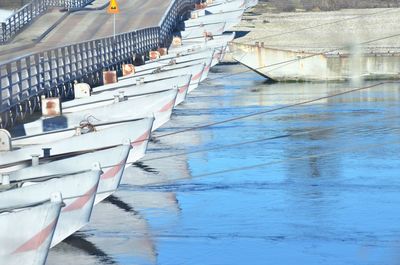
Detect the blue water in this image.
<box><xmin>48</xmin><ymin>64</ymin><xmax>400</xmax><ymax>265</ymax></box>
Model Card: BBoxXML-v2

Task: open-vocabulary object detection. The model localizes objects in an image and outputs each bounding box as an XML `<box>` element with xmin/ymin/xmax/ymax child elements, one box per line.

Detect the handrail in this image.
<box><xmin>0</xmin><ymin>0</ymin><xmax>93</xmax><ymax>44</ymax></box>
<box><xmin>0</xmin><ymin>0</ymin><xmax>198</xmax><ymax>128</ymax></box>
<box><xmin>159</xmin><ymin>0</ymin><xmax>177</xmax><ymax>28</ymax></box>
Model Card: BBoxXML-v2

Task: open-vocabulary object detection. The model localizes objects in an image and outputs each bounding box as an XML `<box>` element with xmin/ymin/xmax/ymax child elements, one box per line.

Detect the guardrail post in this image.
<box><xmin>0</xmin><ymin>23</ymin><xmax>5</xmax><ymax>44</ymax></box>
<box><xmin>5</xmin><ymin>64</ymin><xmax>13</xmax><ymax>109</ymax></box>
<box><xmin>37</xmin><ymin>54</ymin><xmax>45</xmax><ymax>96</ymax></box>
<box><xmin>95</xmin><ymin>40</ymin><xmax>103</xmax><ymax>83</ymax></box>
<box><xmin>0</xmin><ymin>0</ymin><xmax>197</xmax><ymax>128</ymax></box>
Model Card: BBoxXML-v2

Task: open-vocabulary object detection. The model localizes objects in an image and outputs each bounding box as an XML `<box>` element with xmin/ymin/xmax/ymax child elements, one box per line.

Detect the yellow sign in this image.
<box><xmin>107</xmin><ymin>0</ymin><xmax>120</xmax><ymax>14</ymax></box>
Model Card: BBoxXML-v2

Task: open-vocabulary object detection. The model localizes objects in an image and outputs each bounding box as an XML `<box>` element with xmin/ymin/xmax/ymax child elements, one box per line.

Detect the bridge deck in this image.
<box><xmin>0</xmin><ymin>0</ymin><xmax>171</xmax><ymax>63</ymax></box>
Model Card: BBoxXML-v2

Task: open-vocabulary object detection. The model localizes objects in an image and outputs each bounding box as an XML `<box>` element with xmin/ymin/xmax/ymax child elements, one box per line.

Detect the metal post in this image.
<box><xmin>0</xmin><ymin>0</ymin><xmax>193</xmax><ymax>127</ymax></box>
<box><xmin>0</xmin><ymin>23</ymin><xmax>5</xmax><ymax>44</ymax></box>
<box><xmin>113</xmin><ymin>13</ymin><xmax>116</xmax><ymax>40</ymax></box>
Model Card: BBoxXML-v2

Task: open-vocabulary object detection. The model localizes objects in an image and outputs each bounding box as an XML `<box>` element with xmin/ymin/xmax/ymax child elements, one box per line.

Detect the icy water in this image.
<box><xmin>48</xmin><ymin>64</ymin><xmax>400</xmax><ymax>265</ymax></box>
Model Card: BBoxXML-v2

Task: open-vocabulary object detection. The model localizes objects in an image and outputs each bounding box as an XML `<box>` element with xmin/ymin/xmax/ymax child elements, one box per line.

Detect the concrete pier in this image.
<box><xmin>231</xmin><ymin>8</ymin><xmax>400</xmax><ymax>81</ymax></box>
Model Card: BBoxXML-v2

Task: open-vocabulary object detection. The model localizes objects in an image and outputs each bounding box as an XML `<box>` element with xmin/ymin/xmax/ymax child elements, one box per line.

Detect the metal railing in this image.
<box><xmin>63</xmin><ymin>0</ymin><xmax>94</xmax><ymax>9</ymax></box>
<box><xmin>0</xmin><ymin>0</ymin><xmax>199</xmax><ymax>128</ymax></box>
<box><xmin>0</xmin><ymin>0</ymin><xmax>93</xmax><ymax>44</ymax></box>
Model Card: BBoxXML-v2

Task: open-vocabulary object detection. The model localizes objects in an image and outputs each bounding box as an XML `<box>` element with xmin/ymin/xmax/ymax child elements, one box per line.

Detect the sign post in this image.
<box><xmin>107</xmin><ymin>0</ymin><xmax>120</xmax><ymax>40</ymax></box>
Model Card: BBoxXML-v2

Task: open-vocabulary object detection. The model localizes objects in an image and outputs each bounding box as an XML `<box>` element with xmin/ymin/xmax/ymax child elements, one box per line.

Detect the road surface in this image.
<box><xmin>0</xmin><ymin>0</ymin><xmax>172</xmax><ymax>63</ymax></box>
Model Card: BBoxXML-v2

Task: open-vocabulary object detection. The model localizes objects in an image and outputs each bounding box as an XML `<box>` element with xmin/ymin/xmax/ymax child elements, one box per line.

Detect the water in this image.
<box><xmin>47</xmin><ymin>64</ymin><xmax>400</xmax><ymax>265</ymax></box>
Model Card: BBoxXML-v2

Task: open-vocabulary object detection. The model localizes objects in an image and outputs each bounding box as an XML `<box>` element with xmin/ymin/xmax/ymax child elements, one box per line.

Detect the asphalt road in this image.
<box><xmin>0</xmin><ymin>0</ymin><xmax>172</xmax><ymax>63</ymax></box>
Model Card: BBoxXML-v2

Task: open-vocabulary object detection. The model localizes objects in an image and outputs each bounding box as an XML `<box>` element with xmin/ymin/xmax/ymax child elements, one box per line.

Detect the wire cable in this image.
<box><xmin>142</xmin><ymin>114</ymin><xmax>400</xmax><ymax>162</ymax></box>
<box><xmin>133</xmin><ymin>138</ymin><xmax>400</xmax><ymax>188</ymax></box>
<box><xmin>211</xmin><ymin>29</ymin><xmax>400</xmax><ymax>82</ymax></box>
<box><xmin>11</xmin><ymin>84</ymin><xmax>398</xmax><ymax>187</ymax></box>
<box><xmin>155</xmin><ymin>81</ymin><xmax>395</xmax><ymax>138</ymax></box>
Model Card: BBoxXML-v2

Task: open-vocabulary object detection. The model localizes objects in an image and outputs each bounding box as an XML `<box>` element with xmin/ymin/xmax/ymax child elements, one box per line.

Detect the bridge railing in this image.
<box><xmin>63</xmin><ymin>0</ymin><xmax>94</xmax><ymax>9</ymax></box>
<box><xmin>0</xmin><ymin>0</ymin><xmax>198</xmax><ymax>128</ymax></box>
<box><xmin>1</xmin><ymin>23</ymin><xmax>5</xmax><ymax>43</ymax></box>
<box><xmin>0</xmin><ymin>0</ymin><xmax>93</xmax><ymax>44</ymax></box>
<box><xmin>160</xmin><ymin>0</ymin><xmax>200</xmax><ymax>46</ymax></box>
<box><xmin>0</xmin><ymin>30</ymin><xmax>139</xmax><ymax>122</ymax></box>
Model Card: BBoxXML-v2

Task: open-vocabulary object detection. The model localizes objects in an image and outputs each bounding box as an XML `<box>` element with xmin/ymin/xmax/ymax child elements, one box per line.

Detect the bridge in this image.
<box><xmin>0</xmin><ymin>0</ymin><xmax>198</xmax><ymax>128</ymax></box>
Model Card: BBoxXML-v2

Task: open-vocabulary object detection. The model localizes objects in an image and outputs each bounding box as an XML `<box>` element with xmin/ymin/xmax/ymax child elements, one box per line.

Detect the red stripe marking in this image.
<box><xmin>131</xmin><ymin>131</ymin><xmax>150</xmax><ymax>147</ymax></box>
<box><xmin>62</xmin><ymin>185</ymin><xmax>97</xmax><ymax>212</ymax></box>
<box><xmin>214</xmin><ymin>52</ymin><xmax>221</xmax><ymax>59</ymax></box>
<box><xmin>192</xmin><ymin>70</ymin><xmax>203</xmax><ymax>81</ymax></box>
<box><xmin>13</xmin><ymin>220</ymin><xmax>57</xmax><ymax>253</ymax></box>
<box><xmin>159</xmin><ymin>99</ymin><xmax>175</xmax><ymax>112</ymax></box>
<box><xmin>101</xmin><ymin>159</ymin><xmax>125</xmax><ymax>180</ymax></box>
<box><xmin>178</xmin><ymin>84</ymin><xmax>189</xmax><ymax>94</ymax></box>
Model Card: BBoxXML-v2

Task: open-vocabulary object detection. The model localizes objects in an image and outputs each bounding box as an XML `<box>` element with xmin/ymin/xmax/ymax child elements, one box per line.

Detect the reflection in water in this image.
<box><xmin>47</xmin><ymin>234</ymin><xmax>116</xmax><ymax>265</ymax></box>
<box><xmin>105</xmin><ymin>195</ymin><xmax>139</xmax><ymax>215</ymax></box>
<box><xmin>116</xmin><ymin>191</ymin><xmax>180</xmax><ymax>213</ymax></box>
<box><xmin>83</xmin><ymin>201</ymin><xmax>157</xmax><ymax>265</ymax></box>
<box><xmin>122</xmin><ymin>150</ymin><xmax>191</xmax><ymax>186</ymax></box>
<box><xmin>50</xmin><ymin>64</ymin><xmax>400</xmax><ymax>265</ymax></box>
<box><xmin>47</xmin><ymin>197</ymin><xmax>158</xmax><ymax>265</ymax></box>
<box><xmin>146</xmin><ymin>65</ymin><xmax>399</xmax><ymax>265</ymax></box>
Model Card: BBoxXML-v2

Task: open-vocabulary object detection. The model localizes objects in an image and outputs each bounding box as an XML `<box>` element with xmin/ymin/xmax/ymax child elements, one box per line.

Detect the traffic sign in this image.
<box><xmin>107</xmin><ymin>0</ymin><xmax>120</xmax><ymax>14</ymax></box>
